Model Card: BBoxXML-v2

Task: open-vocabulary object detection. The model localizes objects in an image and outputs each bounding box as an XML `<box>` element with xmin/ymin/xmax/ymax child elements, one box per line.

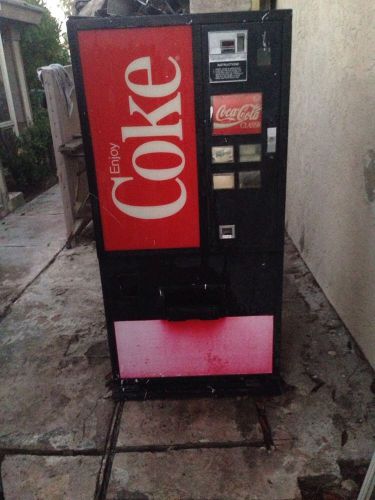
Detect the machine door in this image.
<box><xmin>201</xmin><ymin>22</ymin><xmax>285</xmax><ymax>252</ymax></box>
<box><xmin>77</xmin><ymin>25</ymin><xmax>201</xmax><ymax>252</ymax></box>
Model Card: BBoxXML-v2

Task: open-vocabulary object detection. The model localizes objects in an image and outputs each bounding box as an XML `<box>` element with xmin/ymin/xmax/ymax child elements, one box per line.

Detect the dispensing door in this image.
<box><xmin>202</xmin><ymin>22</ymin><xmax>285</xmax><ymax>252</ymax></box>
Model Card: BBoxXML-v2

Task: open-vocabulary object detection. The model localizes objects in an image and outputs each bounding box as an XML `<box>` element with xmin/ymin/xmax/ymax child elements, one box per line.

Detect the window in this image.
<box><xmin>0</xmin><ymin>32</ymin><xmax>18</xmax><ymax>134</ymax></box>
<box><xmin>0</xmin><ymin>72</ymin><xmax>11</xmax><ymax>123</ymax></box>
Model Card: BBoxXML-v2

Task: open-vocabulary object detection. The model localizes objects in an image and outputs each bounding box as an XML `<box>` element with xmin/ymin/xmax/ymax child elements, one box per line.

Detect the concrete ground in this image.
<box><xmin>0</xmin><ymin>185</ymin><xmax>374</xmax><ymax>500</ymax></box>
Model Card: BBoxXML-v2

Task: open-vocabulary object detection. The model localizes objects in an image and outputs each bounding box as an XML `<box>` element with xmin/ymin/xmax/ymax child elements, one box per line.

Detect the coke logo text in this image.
<box><xmin>111</xmin><ymin>56</ymin><xmax>186</xmax><ymax>220</ymax></box>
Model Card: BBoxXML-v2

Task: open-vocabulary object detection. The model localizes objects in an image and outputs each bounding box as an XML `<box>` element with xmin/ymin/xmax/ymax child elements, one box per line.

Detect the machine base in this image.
<box><xmin>110</xmin><ymin>374</ymin><xmax>284</xmax><ymax>401</ymax></box>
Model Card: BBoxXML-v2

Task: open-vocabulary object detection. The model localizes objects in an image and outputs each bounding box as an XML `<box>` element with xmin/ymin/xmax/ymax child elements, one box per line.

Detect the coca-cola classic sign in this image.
<box><xmin>78</xmin><ymin>26</ymin><xmax>200</xmax><ymax>251</ymax></box>
<box><xmin>212</xmin><ymin>93</ymin><xmax>262</xmax><ymax>135</ymax></box>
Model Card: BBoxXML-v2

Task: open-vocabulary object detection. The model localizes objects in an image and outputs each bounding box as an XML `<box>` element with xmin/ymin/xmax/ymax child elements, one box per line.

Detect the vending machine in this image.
<box><xmin>68</xmin><ymin>10</ymin><xmax>292</xmax><ymax>399</ymax></box>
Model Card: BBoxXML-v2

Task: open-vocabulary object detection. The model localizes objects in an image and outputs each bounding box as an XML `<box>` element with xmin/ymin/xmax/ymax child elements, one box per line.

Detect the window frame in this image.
<box><xmin>0</xmin><ymin>31</ymin><xmax>19</xmax><ymax>135</ymax></box>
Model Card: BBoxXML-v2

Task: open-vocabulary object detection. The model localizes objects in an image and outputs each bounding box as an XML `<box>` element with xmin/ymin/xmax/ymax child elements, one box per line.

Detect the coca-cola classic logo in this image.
<box><xmin>212</xmin><ymin>93</ymin><xmax>262</xmax><ymax>135</ymax></box>
<box><xmin>215</xmin><ymin>103</ymin><xmax>261</xmax><ymax>128</ymax></box>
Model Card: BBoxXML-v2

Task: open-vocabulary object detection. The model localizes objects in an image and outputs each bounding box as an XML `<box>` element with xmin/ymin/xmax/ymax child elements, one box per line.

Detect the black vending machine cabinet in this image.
<box><xmin>68</xmin><ymin>10</ymin><xmax>292</xmax><ymax>399</ymax></box>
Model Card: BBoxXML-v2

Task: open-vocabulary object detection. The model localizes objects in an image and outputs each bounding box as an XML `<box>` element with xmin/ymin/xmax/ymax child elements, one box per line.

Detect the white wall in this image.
<box><xmin>277</xmin><ymin>0</ymin><xmax>375</xmax><ymax>367</ymax></box>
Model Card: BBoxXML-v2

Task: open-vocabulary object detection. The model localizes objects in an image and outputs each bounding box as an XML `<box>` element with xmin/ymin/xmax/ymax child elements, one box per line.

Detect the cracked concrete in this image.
<box><xmin>2</xmin><ymin>455</ymin><xmax>101</xmax><ymax>500</ymax></box>
<box><xmin>117</xmin><ymin>398</ymin><xmax>263</xmax><ymax>449</ymax></box>
<box><xmin>0</xmin><ymin>235</ymin><xmax>113</xmax><ymax>453</ymax></box>
<box><xmin>0</xmin><ymin>185</ymin><xmax>66</xmax><ymax>318</ymax></box>
<box><xmin>0</xmin><ymin>187</ymin><xmax>374</xmax><ymax>499</ymax></box>
<box><xmin>107</xmin><ymin>448</ymin><xmax>303</xmax><ymax>500</ymax></box>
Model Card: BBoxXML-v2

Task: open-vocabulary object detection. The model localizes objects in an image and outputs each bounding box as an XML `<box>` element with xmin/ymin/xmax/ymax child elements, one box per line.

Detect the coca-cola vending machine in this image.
<box><xmin>68</xmin><ymin>10</ymin><xmax>292</xmax><ymax>399</ymax></box>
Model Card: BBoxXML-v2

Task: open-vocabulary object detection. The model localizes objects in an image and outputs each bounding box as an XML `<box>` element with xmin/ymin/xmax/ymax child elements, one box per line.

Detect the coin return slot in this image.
<box><xmin>213</xmin><ymin>173</ymin><xmax>235</xmax><ymax>190</ymax></box>
<box><xmin>239</xmin><ymin>144</ymin><xmax>262</xmax><ymax>162</ymax></box>
<box><xmin>160</xmin><ymin>284</ymin><xmax>226</xmax><ymax>321</ymax></box>
<box><xmin>219</xmin><ymin>225</ymin><xmax>236</xmax><ymax>240</ymax></box>
<box><xmin>239</xmin><ymin>171</ymin><xmax>261</xmax><ymax>189</ymax></box>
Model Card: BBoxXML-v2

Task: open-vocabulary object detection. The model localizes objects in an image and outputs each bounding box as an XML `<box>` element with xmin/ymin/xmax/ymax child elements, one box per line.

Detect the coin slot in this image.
<box><xmin>237</xmin><ymin>33</ymin><xmax>245</xmax><ymax>52</ymax></box>
<box><xmin>267</xmin><ymin>127</ymin><xmax>277</xmax><ymax>153</ymax></box>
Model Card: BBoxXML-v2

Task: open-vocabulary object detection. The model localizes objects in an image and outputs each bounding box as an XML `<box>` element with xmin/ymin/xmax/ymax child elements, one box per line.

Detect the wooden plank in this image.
<box><xmin>60</xmin><ymin>137</ymin><xmax>84</xmax><ymax>156</ymax></box>
<box><xmin>41</xmin><ymin>65</ymin><xmax>91</xmax><ymax>243</ymax></box>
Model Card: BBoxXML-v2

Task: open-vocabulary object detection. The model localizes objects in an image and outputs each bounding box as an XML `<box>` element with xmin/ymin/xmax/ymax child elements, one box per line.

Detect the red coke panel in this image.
<box><xmin>115</xmin><ymin>316</ymin><xmax>274</xmax><ymax>378</ymax></box>
<box><xmin>78</xmin><ymin>26</ymin><xmax>200</xmax><ymax>251</ymax></box>
<box><xmin>212</xmin><ymin>92</ymin><xmax>262</xmax><ymax>136</ymax></box>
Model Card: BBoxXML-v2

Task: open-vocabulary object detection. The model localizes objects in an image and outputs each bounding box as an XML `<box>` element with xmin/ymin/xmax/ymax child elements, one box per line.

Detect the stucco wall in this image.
<box><xmin>277</xmin><ymin>0</ymin><xmax>375</xmax><ymax>367</ymax></box>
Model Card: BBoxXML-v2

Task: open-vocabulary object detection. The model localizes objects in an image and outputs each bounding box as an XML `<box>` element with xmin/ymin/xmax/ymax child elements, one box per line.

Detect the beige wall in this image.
<box><xmin>189</xmin><ymin>0</ymin><xmax>272</xmax><ymax>13</ymax></box>
<box><xmin>190</xmin><ymin>0</ymin><xmax>252</xmax><ymax>13</ymax></box>
<box><xmin>277</xmin><ymin>0</ymin><xmax>375</xmax><ymax>367</ymax></box>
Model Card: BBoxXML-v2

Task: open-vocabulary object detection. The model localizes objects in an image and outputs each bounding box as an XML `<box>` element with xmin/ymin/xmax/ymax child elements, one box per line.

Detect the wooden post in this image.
<box><xmin>0</xmin><ymin>162</ymin><xmax>10</xmax><ymax>219</ymax></box>
<box><xmin>41</xmin><ymin>65</ymin><xmax>91</xmax><ymax>245</ymax></box>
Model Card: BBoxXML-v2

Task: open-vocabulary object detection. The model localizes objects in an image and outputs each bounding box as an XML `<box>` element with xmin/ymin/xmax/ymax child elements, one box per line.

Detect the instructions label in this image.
<box><xmin>210</xmin><ymin>61</ymin><xmax>247</xmax><ymax>83</ymax></box>
<box><xmin>208</xmin><ymin>30</ymin><xmax>248</xmax><ymax>83</ymax></box>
